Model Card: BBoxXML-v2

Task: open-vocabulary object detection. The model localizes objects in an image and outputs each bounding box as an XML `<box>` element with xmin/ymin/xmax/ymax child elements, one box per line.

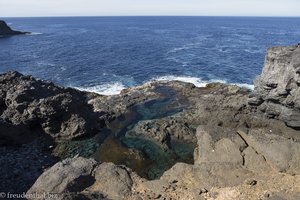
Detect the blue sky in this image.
<box><xmin>0</xmin><ymin>0</ymin><xmax>299</xmax><ymax>17</ymax></box>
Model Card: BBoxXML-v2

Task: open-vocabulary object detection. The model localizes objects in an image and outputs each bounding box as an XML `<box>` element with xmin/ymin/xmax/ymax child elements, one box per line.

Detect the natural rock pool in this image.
<box><xmin>54</xmin><ymin>86</ymin><xmax>196</xmax><ymax>179</ymax></box>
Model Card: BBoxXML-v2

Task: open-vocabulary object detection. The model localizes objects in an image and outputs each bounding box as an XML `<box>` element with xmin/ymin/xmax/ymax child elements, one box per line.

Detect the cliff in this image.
<box><xmin>0</xmin><ymin>44</ymin><xmax>300</xmax><ymax>199</ymax></box>
<box><xmin>249</xmin><ymin>44</ymin><xmax>300</xmax><ymax>128</ymax></box>
<box><xmin>0</xmin><ymin>20</ymin><xmax>29</xmax><ymax>36</ymax></box>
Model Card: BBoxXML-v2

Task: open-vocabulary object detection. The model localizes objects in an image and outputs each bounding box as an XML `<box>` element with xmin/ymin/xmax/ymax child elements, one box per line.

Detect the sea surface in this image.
<box><xmin>1</xmin><ymin>16</ymin><xmax>300</xmax><ymax>94</ymax></box>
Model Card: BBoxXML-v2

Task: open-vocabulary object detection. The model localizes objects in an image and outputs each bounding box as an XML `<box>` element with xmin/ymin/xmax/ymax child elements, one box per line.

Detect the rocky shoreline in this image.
<box><xmin>0</xmin><ymin>44</ymin><xmax>300</xmax><ymax>199</ymax></box>
<box><xmin>0</xmin><ymin>20</ymin><xmax>29</xmax><ymax>36</ymax></box>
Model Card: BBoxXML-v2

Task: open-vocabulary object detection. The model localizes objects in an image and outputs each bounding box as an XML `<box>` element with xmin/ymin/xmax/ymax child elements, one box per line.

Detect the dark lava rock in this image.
<box><xmin>0</xmin><ymin>71</ymin><xmax>104</xmax><ymax>144</ymax></box>
<box><xmin>249</xmin><ymin>44</ymin><xmax>300</xmax><ymax>129</ymax></box>
<box><xmin>0</xmin><ymin>136</ymin><xmax>57</xmax><ymax>194</ymax></box>
<box><xmin>0</xmin><ymin>20</ymin><xmax>29</xmax><ymax>36</ymax></box>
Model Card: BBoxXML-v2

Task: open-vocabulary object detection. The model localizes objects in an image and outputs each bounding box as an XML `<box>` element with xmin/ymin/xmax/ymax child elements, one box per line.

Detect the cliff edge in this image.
<box><xmin>249</xmin><ymin>44</ymin><xmax>300</xmax><ymax>128</ymax></box>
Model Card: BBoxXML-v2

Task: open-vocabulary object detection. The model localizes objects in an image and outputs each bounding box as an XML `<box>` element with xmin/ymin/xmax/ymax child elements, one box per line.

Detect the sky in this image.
<box><xmin>0</xmin><ymin>0</ymin><xmax>299</xmax><ymax>17</ymax></box>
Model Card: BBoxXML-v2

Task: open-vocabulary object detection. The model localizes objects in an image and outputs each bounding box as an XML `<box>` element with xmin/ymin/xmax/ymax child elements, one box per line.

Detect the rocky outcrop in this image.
<box><xmin>0</xmin><ymin>71</ymin><xmax>104</xmax><ymax>144</ymax></box>
<box><xmin>237</xmin><ymin>129</ymin><xmax>300</xmax><ymax>175</ymax></box>
<box><xmin>27</xmin><ymin>157</ymin><xmax>98</xmax><ymax>194</ymax></box>
<box><xmin>0</xmin><ymin>20</ymin><xmax>29</xmax><ymax>36</ymax></box>
<box><xmin>27</xmin><ymin>125</ymin><xmax>300</xmax><ymax>200</ymax></box>
<box><xmin>249</xmin><ymin>44</ymin><xmax>300</xmax><ymax>128</ymax></box>
<box><xmin>27</xmin><ymin>157</ymin><xmax>137</xmax><ymax>200</ymax></box>
<box><xmin>126</xmin><ymin>119</ymin><xmax>196</xmax><ymax>149</ymax></box>
<box><xmin>194</xmin><ymin>125</ymin><xmax>300</xmax><ymax>176</ymax></box>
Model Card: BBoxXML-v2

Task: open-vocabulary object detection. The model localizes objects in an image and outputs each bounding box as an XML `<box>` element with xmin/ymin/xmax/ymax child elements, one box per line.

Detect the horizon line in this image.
<box><xmin>1</xmin><ymin>15</ymin><xmax>300</xmax><ymax>18</ymax></box>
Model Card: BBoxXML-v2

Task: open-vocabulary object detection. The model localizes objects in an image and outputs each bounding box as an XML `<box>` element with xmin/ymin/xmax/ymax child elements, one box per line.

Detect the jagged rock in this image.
<box><xmin>0</xmin><ymin>71</ymin><xmax>103</xmax><ymax>143</ymax></box>
<box><xmin>249</xmin><ymin>44</ymin><xmax>300</xmax><ymax>128</ymax></box>
<box><xmin>0</xmin><ymin>20</ymin><xmax>29</xmax><ymax>36</ymax></box>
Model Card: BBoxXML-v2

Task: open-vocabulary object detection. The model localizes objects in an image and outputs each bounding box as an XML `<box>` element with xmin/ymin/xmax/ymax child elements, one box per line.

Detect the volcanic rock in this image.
<box><xmin>249</xmin><ymin>44</ymin><xmax>300</xmax><ymax>128</ymax></box>
<box><xmin>0</xmin><ymin>20</ymin><xmax>29</xmax><ymax>36</ymax></box>
<box><xmin>0</xmin><ymin>71</ymin><xmax>103</xmax><ymax>144</ymax></box>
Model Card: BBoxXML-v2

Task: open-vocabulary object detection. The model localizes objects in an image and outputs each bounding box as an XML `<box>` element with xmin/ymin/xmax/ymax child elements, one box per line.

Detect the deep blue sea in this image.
<box><xmin>1</xmin><ymin>17</ymin><xmax>300</xmax><ymax>94</ymax></box>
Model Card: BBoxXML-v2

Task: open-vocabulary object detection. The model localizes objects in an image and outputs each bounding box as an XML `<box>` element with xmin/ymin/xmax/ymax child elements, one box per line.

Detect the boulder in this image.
<box><xmin>27</xmin><ymin>157</ymin><xmax>98</xmax><ymax>195</ymax></box>
<box><xmin>27</xmin><ymin>157</ymin><xmax>136</xmax><ymax>200</ymax></box>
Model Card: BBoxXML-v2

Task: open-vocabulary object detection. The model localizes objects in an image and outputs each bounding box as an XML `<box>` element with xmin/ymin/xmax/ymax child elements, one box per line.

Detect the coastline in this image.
<box><xmin>73</xmin><ymin>76</ymin><xmax>254</xmax><ymax>96</ymax></box>
<box><xmin>0</xmin><ymin>43</ymin><xmax>300</xmax><ymax>199</ymax></box>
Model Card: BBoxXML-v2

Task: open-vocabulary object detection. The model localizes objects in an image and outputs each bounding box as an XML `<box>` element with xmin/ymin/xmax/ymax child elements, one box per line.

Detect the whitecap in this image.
<box><xmin>26</xmin><ymin>32</ymin><xmax>43</xmax><ymax>35</ymax></box>
<box><xmin>74</xmin><ymin>82</ymin><xmax>126</xmax><ymax>95</ymax></box>
<box><xmin>168</xmin><ymin>42</ymin><xmax>204</xmax><ymax>53</ymax></box>
<box><xmin>169</xmin><ymin>47</ymin><xmax>189</xmax><ymax>53</ymax></box>
<box><xmin>36</xmin><ymin>61</ymin><xmax>56</xmax><ymax>67</ymax></box>
<box><xmin>244</xmin><ymin>49</ymin><xmax>264</xmax><ymax>54</ymax></box>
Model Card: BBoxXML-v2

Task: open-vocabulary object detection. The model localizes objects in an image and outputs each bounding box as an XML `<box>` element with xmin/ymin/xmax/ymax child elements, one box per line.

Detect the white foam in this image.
<box><xmin>168</xmin><ymin>42</ymin><xmax>203</xmax><ymax>53</ymax></box>
<box><xmin>74</xmin><ymin>82</ymin><xmax>126</xmax><ymax>95</ymax></box>
<box><xmin>36</xmin><ymin>61</ymin><xmax>56</xmax><ymax>67</ymax></box>
<box><xmin>26</xmin><ymin>32</ymin><xmax>43</xmax><ymax>35</ymax></box>
<box><xmin>153</xmin><ymin>75</ymin><xmax>210</xmax><ymax>87</ymax></box>
<box><xmin>153</xmin><ymin>75</ymin><xmax>253</xmax><ymax>90</ymax></box>
<box><xmin>73</xmin><ymin>76</ymin><xmax>253</xmax><ymax>96</ymax></box>
<box><xmin>231</xmin><ymin>83</ymin><xmax>254</xmax><ymax>90</ymax></box>
<box><xmin>169</xmin><ymin>47</ymin><xmax>190</xmax><ymax>53</ymax></box>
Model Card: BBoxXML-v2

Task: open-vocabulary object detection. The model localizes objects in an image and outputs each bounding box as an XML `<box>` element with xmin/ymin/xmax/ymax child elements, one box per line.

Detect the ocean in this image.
<box><xmin>1</xmin><ymin>16</ymin><xmax>300</xmax><ymax>94</ymax></box>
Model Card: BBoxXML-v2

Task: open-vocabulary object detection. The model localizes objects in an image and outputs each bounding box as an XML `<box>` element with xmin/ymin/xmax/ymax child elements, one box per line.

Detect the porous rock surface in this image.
<box><xmin>249</xmin><ymin>43</ymin><xmax>300</xmax><ymax>128</ymax></box>
<box><xmin>0</xmin><ymin>71</ymin><xmax>103</xmax><ymax>144</ymax></box>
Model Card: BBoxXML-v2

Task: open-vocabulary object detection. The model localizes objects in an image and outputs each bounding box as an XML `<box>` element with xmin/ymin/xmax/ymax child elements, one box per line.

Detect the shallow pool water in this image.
<box><xmin>56</xmin><ymin>86</ymin><xmax>195</xmax><ymax>179</ymax></box>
